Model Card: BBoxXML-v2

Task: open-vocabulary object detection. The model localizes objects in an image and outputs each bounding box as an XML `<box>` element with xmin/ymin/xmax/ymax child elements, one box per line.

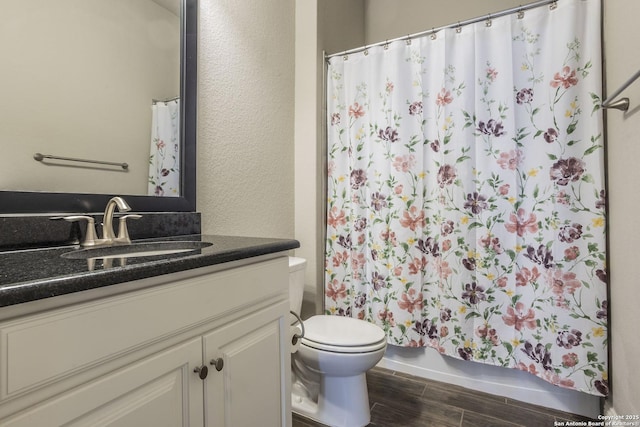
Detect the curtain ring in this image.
<box><xmin>550</xmin><ymin>1</ymin><xmax>558</xmax><ymax>10</ymax></box>
<box><xmin>363</xmin><ymin>48</ymin><xmax>369</xmax><ymax>56</ymax></box>
<box><xmin>383</xmin><ymin>41</ymin><xmax>389</xmax><ymax>50</ymax></box>
<box><xmin>456</xmin><ymin>22</ymin><xmax>462</xmax><ymax>33</ymax></box>
<box><xmin>485</xmin><ymin>14</ymin><xmax>492</xmax><ymax>27</ymax></box>
<box><xmin>406</xmin><ymin>35</ymin><xmax>412</xmax><ymax>46</ymax></box>
<box><xmin>343</xmin><ymin>54</ymin><xmax>349</xmax><ymax>61</ymax></box>
<box><xmin>430</xmin><ymin>29</ymin><xmax>437</xmax><ymax>40</ymax></box>
<box><xmin>517</xmin><ymin>7</ymin><xmax>525</xmax><ymax>19</ymax></box>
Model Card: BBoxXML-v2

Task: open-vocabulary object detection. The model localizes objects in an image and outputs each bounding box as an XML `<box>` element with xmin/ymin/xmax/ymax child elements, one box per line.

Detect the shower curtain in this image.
<box><xmin>325</xmin><ymin>0</ymin><xmax>607</xmax><ymax>396</ymax></box>
<box><xmin>148</xmin><ymin>99</ymin><xmax>180</xmax><ymax>197</ymax></box>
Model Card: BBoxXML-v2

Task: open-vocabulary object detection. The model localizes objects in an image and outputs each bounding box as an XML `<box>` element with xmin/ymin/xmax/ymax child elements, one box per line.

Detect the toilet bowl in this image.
<box><xmin>288</xmin><ymin>258</ymin><xmax>387</xmax><ymax>427</ymax></box>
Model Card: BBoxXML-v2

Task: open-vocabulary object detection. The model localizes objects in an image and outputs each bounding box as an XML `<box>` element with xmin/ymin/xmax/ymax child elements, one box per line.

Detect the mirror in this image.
<box><xmin>0</xmin><ymin>0</ymin><xmax>197</xmax><ymax>213</ymax></box>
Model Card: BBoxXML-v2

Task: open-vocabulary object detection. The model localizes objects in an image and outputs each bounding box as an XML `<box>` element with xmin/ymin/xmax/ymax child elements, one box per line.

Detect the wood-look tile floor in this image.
<box><xmin>292</xmin><ymin>367</ymin><xmax>596</xmax><ymax>427</ymax></box>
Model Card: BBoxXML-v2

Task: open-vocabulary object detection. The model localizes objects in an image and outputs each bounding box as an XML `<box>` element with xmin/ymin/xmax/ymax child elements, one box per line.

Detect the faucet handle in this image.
<box><xmin>59</xmin><ymin>215</ymin><xmax>98</xmax><ymax>247</ymax></box>
<box><xmin>116</xmin><ymin>214</ymin><xmax>142</xmax><ymax>243</ymax></box>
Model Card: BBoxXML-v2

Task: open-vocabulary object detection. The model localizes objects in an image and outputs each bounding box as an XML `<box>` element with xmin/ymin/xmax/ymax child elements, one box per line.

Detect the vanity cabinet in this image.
<box><xmin>0</xmin><ymin>256</ymin><xmax>292</xmax><ymax>427</ymax></box>
<box><xmin>0</xmin><ymin>337</ymin><xmax>205</xmax><ymax>427</ymax></box>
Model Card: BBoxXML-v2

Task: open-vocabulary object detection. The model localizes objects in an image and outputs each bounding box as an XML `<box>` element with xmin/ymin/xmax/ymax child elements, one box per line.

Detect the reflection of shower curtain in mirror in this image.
<box><xmin>148</xmin><ymin>99</ymin><xmax>180</xmax><ymax>197</ymax></box>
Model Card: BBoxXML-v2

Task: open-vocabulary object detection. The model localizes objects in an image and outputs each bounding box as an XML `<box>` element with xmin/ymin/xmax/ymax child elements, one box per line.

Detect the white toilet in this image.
<box><xmin>288</xmin><ymin>257</ymin><xmax>387</xmax><ymax>427</ymax></box>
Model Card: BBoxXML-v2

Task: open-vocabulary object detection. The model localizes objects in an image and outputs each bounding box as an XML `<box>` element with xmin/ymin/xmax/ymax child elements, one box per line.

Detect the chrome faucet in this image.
<box><xmin>57</xmin><ymin>196</ymin><xmax>141</xmax><ymax>247</ymax></box>
<box><xmin>102</xmin><ymin>196</ymin><xmax>131</xmax><ymax>243</ymax></box>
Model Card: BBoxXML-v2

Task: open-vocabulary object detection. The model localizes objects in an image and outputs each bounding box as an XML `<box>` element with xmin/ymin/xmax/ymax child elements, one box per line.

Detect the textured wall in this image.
<box><xmin>197</xmin><ymin>0</ymin><xmax>295</xmax><ymax>238</ymax></box>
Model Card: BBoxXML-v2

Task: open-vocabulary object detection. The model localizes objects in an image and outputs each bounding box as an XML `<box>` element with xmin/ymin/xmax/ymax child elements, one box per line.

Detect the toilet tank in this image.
<box><xmin>288</xmin><ymin>257</ymin><xmax>307</xmax><ymax>318</ymax></box>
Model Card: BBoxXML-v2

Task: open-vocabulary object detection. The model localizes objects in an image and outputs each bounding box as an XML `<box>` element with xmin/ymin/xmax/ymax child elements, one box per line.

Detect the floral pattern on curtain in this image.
<box><xmin>325</xmin><ymin>0</ymin><xmax>607</xmax><ymax>396</ymax></box>
<box><xmin>148</xmin><ymin>99</ymin><xmax>180</xmax><ymax>197</ymax></box>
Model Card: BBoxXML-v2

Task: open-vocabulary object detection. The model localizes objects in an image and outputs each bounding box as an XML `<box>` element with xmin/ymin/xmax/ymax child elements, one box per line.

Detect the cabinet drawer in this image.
<box><xmin>0</xmin><ymin>257</ymin><xmax>288</xmax><ymax>399</ymax></box>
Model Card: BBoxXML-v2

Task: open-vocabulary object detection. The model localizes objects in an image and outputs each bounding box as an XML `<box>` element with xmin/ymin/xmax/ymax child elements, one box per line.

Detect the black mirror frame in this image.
<box><xmin>0</xmin><ymin>0</ymin><xmax>197</xmax><ymax>214</ymax></box>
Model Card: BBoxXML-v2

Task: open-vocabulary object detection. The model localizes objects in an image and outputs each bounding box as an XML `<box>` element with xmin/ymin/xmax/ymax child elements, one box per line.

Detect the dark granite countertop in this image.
<box><xmin>0</xmin><ymin>234</ymin><xmax>299</xmax><ymax>309</ymax></box>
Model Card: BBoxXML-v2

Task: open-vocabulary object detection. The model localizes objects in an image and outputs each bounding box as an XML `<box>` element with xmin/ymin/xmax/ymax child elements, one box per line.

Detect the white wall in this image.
<box><xmin>0</xmin><ymin>0</ymin><xmax>179</xmax><ymax>196</ymax></box>
<box><xmin>197</xmin><ymin>0</ymin><xmax>295</xmax><ymax>238</ymax></box>
<box><xmin>363</xmin><ymin>0</ymin><xmax>529</xmax><ymax>43</ymax></box>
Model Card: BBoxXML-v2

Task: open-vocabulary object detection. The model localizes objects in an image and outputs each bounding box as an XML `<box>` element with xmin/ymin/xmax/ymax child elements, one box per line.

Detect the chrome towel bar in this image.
<box><xmin>601</xmin><ymin>69</ymin><xmax>640</xmax><ymax>112</ymax></box>
<box><xmin>33</xmin><ymin>153</ymin><xmax>129</xmax><ymax>170</ymax></box>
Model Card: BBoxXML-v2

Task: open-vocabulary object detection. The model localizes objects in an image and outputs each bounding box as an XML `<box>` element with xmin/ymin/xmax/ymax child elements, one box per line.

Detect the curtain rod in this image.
<box><xmin>325</xmin><ymin>0</ymin><xmax>559</xmax><ymax>60</ymax></box>
<box><xmin>152</xmin><ymin>96</ymin><xmax>179</xmax><ymax>104</ymax></box>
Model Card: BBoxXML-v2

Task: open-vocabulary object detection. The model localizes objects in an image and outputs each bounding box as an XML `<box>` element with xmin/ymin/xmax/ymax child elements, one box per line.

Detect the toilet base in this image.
<box><xmin>292</xmin><ymin>372</ymin><xmax>371</xmax><ymax>427</ymax></box>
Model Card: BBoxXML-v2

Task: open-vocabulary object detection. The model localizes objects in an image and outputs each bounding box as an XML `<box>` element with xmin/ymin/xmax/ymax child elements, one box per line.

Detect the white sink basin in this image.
<box><xmin>61</xmin><ymin>241</ymin><xmax>213</xmax><ymax>260</ymax></box>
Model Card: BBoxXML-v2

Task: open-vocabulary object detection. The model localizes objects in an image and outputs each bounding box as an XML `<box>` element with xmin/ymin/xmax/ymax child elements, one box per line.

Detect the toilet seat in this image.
<box><xmin>301</xmin><ymin>315</ymin><xmax>387</xmax><ymax>354</ymax></box>
<box><xmin>301</xmin><ymin>338</ymin><xmax>387</xmax><ymax>353</ymax></box>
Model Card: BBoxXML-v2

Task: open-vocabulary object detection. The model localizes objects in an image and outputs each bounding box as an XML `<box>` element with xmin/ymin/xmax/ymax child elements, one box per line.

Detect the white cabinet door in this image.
<box><xmin>204</xmin><ymin>302</ymin><xmax>289</xmax><ymax>427</ymax></box>
<box><xmin>1</xmin><ymin>338</ymin><xmax>204</xmax><ymax>427</ymax></box>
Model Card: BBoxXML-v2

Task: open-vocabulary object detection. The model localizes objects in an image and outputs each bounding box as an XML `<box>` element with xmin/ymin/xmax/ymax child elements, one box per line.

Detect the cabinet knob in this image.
<box><xmin>194</xmin><ymin>365</ymin><xmax>209</xmax><ymax>380</ymax></box>
<box><xmin>210</xmin><ymin>358</ymin><xmax>224</xmax><ymax>371</ymax></box>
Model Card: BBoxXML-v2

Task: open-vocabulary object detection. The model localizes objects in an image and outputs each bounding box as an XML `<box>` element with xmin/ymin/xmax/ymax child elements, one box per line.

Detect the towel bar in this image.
<box><xmin>601</xmin><ymin>69</ymin><xmax>640</xmax><ymax>112</ymax></box>
<box><xmin>33</xmin><ymin>153</ymin><xmax>129</xmax><ymax>170</ymax></box>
